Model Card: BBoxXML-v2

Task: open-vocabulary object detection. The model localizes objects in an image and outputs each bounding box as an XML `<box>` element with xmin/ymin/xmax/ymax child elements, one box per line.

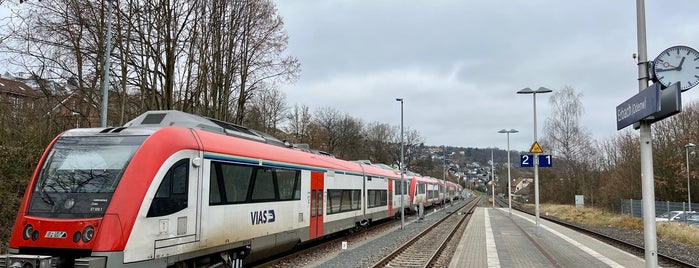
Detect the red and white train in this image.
<box><xmin>1</xmin><ymin>110</ymin><xmax>462</xmax><ymax>268</ymax></box>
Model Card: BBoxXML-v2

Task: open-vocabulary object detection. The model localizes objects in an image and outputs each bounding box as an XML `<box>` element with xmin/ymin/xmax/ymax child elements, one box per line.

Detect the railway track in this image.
<box><xmin>371</xmin><ymin>196</ymin><xmax>481</xmax><ymax>268</ymax></box>
<box><xmin>251</xmin><ymin>218</ymin><xmax>397</xmax><ymax>268</ymax></box>
<box><xmin>494</xmin><ymin>198</ymin><xmax>696</xmax><ymax>268</ymax></box>
<box><xmin>539</xmin><ymin>213</ymin><xmax>694</xmax><ymax>267</ymax></box>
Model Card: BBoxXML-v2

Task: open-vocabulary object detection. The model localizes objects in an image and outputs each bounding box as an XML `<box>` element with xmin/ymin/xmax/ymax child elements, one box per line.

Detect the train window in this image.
<box><xmin>210</xmin><ymin>161</ymin><xmax>302</xmax><ymax>205</ymax></box>
<box><xmin>368</xmin><ymin>190</ymin><xmax>387</xmax><ymax>208</ymax></box>
<box><xmin>393</xmin><ymin>181</ymin><xmax>407</xmax><ymax>195</ymax></box>
<box><xmin>326</xmin><ymin>190</ymin><xmax>341</xmax><ymax>214</ymax></box>
<box><xmin>418</xmin><ymin>183</ymin><xmax>426</xmax><ymax>195</ymax></box>
<box><xmin>277</xmin><ymin>169</ymin><xmax>300</xmax><ymax>200</ymax></box>
<box><xmin>326</xmin><ymin>189</ymin><xmax>361</xmax><ymax>214</ymax></box>
<box><xmin>221</xmin><ymin>164</ymin><xmax>252</xmax><ymax>203</ymax></box>
<box><xmin>379</xmin><ymin>191</ymin><xmax>388</xmax><ymax>206</ymax></box>
<box><xmin>209</xmin><ymin>166</ymin><xmax>222</xmax><ymax>204</ymax></box>
<box><xmin>311</xmin><ymin>190</ymin><xmax>317</xmax><ymax>217</ymax></box>
<box><xmin>316</xmin><ymin>191</ymin><xmax>323</xmax><ymax>216</ymax></box>
<box><xmin>251</xmin><ymin>168</ymin><xmax>276</xmax><ymax>201</ymax></box>
<box><xmin>155</xmin><ymin>175</ymin><xmax>171</xmax><ymax>198</ymax></box>
<box><xmin>341</xmin><ymin>191</ymin><xmax>352</xmax><ymax>210</ymax></box>
<box><xmin>172</xmin><ymin>163</ymin><xmax>188</xmax><ymax>194</ymax></box>
<box><xmin>427</xmin><ymin>184</ymin><xmax>438</xmax><ymax>199</ymax></box>
<box><xmin>147</xmin><ymin>159</ymin><xmax>189</xmax><ymax>217</ymax></box>
<box><xmin>351</xmin><ymin>190</ymin><xmax>361</xmax><ymax>209</ymax></box>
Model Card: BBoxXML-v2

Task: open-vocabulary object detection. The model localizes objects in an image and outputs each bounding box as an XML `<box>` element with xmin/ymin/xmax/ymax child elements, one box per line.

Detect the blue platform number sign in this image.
<box><xmin>539</xmin><ymin>155</ymin><xmax>552</xmax><ymax>167</ymax></box>
<box><xmin>520</xmin><ymin>155</ymin><xmax>534</xmax><ymax>167</ymax></box>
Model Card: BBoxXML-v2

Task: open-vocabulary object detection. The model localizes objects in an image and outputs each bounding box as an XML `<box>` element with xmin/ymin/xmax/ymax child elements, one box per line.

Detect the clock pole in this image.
<box><xmin>635</xmin><ymin>1</ymin><xmax>658</xmax><ymax>267</ymax></box>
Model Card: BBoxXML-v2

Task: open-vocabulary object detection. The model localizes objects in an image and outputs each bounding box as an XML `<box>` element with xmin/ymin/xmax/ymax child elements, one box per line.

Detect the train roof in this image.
<box><xmin>62</xmin><ymin>110</ymin><xmax>407</xmax><ymax>180</ymax></box>
<box><xmin>123</xmin><ymin>110</ymin><xmax>341</xmax><ymax>157</ymax></box>
<box><xmin>124</xmin><ymin>110</ymin><xmax>289</xmax><ymax>147</ymax></box>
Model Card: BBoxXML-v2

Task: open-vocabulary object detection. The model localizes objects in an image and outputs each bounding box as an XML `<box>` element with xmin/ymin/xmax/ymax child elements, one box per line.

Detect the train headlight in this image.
<box><xmin>82</xmin><ymin>226</ymin><xmax>94</xmax><ymax>243</ymax></box>
<box><xmin>22</xmin><ymin>225</ymin><xmax>33</xmax><ymax>240</ymax></box>
<box><xmin>73</xmin><ymin>231</ymin><xmax>82</xmax><ymax>243</ymax></box>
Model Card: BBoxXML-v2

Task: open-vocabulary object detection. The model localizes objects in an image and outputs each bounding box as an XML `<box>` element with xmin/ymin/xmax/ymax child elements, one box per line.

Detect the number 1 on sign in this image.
<box><xmin>539</xmin><ymin>155</ymin><xmax>552</xmax><ymax>167</ymax></box>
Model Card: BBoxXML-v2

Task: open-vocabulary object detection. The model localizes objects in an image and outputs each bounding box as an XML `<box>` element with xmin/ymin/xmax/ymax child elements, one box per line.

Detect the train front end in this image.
<box><xmin>2</xmin><ymin>130</ymin><xmax>147</xmax><ymax>268</ymax></box>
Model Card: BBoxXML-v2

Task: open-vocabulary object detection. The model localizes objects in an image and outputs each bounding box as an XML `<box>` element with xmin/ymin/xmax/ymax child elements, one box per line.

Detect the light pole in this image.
<box><xmin>687</xmin><ymin>143</ymin><xmax>696</xmax><ymax>211</ymax></box>
<box><xmin>498</xmin><ymin>129</ymin><xmax>518</xmax><ymax>217</ymax></box>
<box><xmin>443</xmin><ymin>145</ymin><xmax>447</xmax><ymax>210</ymax></box>
<box><xmin>517</xmin><ymin>86</ymin><xmax>552</xmax><ymax>235</ymax></box>
<box><xmin>491</xmin><ymin>150</ymin><xmax>495</xmax><ymax>209</ymax></box>
<box><xmin>100</xmin><ymin>0</ymin><xmax>114</xmax><ymax>127</ymax></box>
<box><xmin>396</xmin><ymin>98</ymin><xmax>405</xmax><ymax>229</ymax></box>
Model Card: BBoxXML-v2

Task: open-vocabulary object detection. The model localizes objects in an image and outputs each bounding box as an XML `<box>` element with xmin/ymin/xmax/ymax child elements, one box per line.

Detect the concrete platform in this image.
<box><xmin>450</xmin><ymin>207</ymin><xmax>647</xmax><ymax>268</ymax></box>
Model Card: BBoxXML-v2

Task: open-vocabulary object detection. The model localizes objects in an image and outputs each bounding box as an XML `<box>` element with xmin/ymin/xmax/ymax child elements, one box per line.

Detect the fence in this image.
<box><xmin>620</xmin><ymin>199</ymin><xmax>697</xmax><ymax>221</ymax></box>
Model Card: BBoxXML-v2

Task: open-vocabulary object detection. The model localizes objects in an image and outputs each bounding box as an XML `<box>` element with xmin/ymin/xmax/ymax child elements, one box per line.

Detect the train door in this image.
<box><xmin>387</xmin><ymin>180</ymin><xmax>393</xmax><ymax>217</ymax></box>
<box><xmin>128</xmin><ymin>154</ymin><xmax>200</xmax><ymax>262</ymax></box>
<box><xmin>147</xmin><ymin>157</ymin><xmax>199</xmax><ymax>238</ymax></box>
<box><xmin>309</xmin><ymin>171</ymin><xmax>324</xmax><ymax>239</ymax></box>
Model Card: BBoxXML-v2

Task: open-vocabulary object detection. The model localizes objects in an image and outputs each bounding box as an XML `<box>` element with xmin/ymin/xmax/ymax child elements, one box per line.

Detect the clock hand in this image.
<box><xmin>661</xmin><ymin>61</ymin><xmax>678</xmax><ymax>69</ymax></box>
<box><xmin>655</xmin><ymin>68</ymin><xmax>677</xmax><ymax>72</ymax></box>
<box><xmin>677</xmin><ymin>57</ymin><xmax>686</xmax><ymax>70</ymax></box>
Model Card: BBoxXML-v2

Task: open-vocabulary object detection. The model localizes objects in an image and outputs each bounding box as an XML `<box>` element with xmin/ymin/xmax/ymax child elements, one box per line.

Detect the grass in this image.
<box><xmin>536</xmin><ymin>204</ymin><xmax>699</xmax><ymax>248</ymax></box>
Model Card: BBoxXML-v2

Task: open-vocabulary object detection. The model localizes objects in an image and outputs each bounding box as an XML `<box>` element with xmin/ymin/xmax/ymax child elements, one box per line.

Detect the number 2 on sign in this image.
<box><xmin>520</xmin><ymin>155</ymin><xmax>533</xmax><ymax>167</ymax></box>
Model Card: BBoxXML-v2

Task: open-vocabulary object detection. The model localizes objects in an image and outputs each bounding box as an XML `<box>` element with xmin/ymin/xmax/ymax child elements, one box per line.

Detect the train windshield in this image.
<box><xmin>28</xmin><ymin>135</ymin><xmax>147</xmax><ymax>218</ymax></box>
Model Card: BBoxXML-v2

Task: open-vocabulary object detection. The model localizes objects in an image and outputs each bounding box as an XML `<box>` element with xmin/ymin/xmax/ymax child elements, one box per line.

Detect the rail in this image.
<box><xmin>371</xmin><ymin>196</ymin><xmax>482</xmax><ymax>268</ymax></box>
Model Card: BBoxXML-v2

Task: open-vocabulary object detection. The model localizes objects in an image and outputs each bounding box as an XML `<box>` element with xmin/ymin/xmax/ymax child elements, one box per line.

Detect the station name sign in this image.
<box><xmin>616</xmin><ymin>83</ymin><xmax>682</xmax><ymax>130</ymax></box>
<box><xmin>616</xmin><ymin>84</ymin><xmax>660</xmax><ymax>130</ymax></box>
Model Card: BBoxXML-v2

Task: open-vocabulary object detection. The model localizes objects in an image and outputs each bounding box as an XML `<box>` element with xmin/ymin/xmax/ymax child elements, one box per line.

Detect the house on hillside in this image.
<box><xmin>0</xmin><ymin>76</ymin><xmax>41</xmax><ymax>110</ymax></box>
<box><xmin>512</xmin><ymin>177</ymin><xmax>533</xmax><ymax>203</ymax></box>
<box><xmin>1</xmin><ymin>72</ymin><xmax>101</xmax><ymax>128</ymax></box>
<box><xmin>51</xmin><ymin>89</ymin><xmax>101</xmax><ymax>128</ymax></box>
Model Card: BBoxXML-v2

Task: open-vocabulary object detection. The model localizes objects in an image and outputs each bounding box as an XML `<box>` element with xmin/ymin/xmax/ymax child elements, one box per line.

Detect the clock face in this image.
<box><xmin>653</xmin><ymin>45</ymin><xmax>699</xmax><ymax>91</ymax></box>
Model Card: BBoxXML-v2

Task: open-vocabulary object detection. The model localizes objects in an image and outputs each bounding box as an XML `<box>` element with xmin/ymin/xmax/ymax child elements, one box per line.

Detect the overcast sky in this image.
<box><xmin>274</xmin><ymin>1</ymin><xmax>699</xmax><ymax>152</ymax></box>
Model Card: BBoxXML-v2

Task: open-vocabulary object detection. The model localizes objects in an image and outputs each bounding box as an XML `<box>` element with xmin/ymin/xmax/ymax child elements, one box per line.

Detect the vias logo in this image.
<box><xmin>250</xmin><ymin>210</ymin><xmax>276</xmax><ymax>225</ymax></box>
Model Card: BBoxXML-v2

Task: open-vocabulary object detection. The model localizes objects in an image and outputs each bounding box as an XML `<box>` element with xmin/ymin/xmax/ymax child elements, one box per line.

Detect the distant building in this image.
<box><xmin>0</xmin><ymin>76</ymin><xmax>41</xmax><ymax>110</ymax></box>
<box><xmin>50</xmin><ymin>89</ymin><xmax>101</xmax><ymax>128</ymax></box>
<box><xmin>513</xmin><ymin>177</ymin><xmax>533</xmax><ymax>193</ymax></box>
<box><xmin>0</xmin><ymin>71</ymin><xmax>100</xmax><ymax>128</ymax></box>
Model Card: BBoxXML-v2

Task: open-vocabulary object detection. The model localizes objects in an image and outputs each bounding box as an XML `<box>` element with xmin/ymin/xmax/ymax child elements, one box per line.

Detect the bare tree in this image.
<box><xmin>1</xmin><ymin>0</ymin><xmax>109</xmax><ymax>125</ymax></box>
<box><xmin>650</xmin><ymin>101</ymin><xmax>699</xmax><ymax>202</ymax></box>
<box><xmin>284</xmin><ymin>104</ymin><xmax>311</xmax><ymax>144</ymax></box>
<box><xmin>232</xmin><ymin>0</ymin><xmax>299</xmax><ymax>124</ymax></box>
<box><xmin>4</xmin><ymin>0</ymin><xmax>299</xmax><ymax>126</ymax></box>
<box><xmin>310</xmin><ymin>107</ymin><xmax>342</xmax><ymax>154</ymax></box>
<box><xmin>243</xmin><ymin>86</ymin><xmax>287</xmax><ymax>136</ymax></box>
<box><xmin>402</xmin><ymin>128</ymin><xmax>424</xmax><ymax>171</ymax></box>
<box><xmin>363</xmin><ymin>121</ymin><xmax>397</xmax><ymax>164</ymax></box>
<box><xmin>335</xmin><ymin>114</ymin><xmax>364</xmax><ymax>160</ymax></box>
<box><xmin>541</xmin><ymin>86</ymin><xmax>597</xmax><ymax>204</ymax></box>
<box><xmin>596</xmin><ymin>132</ymin><xmax>641</xmax><ymax>209</ymax></box>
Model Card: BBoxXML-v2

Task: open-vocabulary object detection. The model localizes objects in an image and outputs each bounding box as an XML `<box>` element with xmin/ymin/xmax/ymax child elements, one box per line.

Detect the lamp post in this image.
<box><xmin>687</xmin><ymin>143</ymin><xmax>696</xmax><ymax>211</ymax></box>
<box><xmin>517</xmin><ymin>86</ymin><xmax>552</xmax><ymax>235</ymax></box>
<box><xmin>443</xmin><ymin>145</ymin><xmax>447</xmax><ymax>210</ymax></box>
<box><xmin>396</xmin><ymin>98</ymin><xmax>405</xmax><ymax>229</ymax></box>
<box><xmin>498</xmin><ymin>129</ymin><xmax>518</xmax><ymax>217</ymax></box>
<box><xmin>491</xmin><ymin>150</ymin><xmax>495</xmax><ymax>209</ymax></box>
<box><xmin>100</xmin><ymin>0</ymin><xmax>114</xmax><ymax>127</ymax></box>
